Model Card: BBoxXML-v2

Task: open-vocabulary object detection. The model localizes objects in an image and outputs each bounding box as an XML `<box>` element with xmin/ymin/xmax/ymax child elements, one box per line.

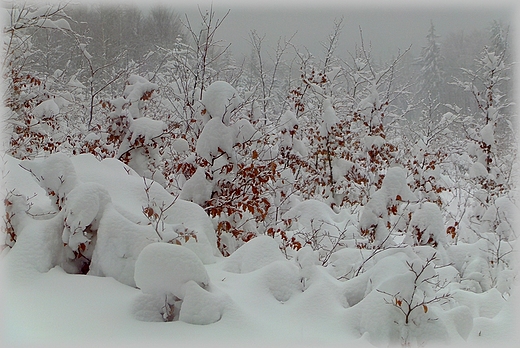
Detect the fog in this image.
<box><xmin>172</xmin><ymin>1</ymin><xmax>515</xmax><ymax>61</ymax></box>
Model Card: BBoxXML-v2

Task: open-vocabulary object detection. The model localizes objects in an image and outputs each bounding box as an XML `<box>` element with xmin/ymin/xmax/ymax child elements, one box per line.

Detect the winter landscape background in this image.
<box><xmin>1</xmin><ymin>0</ymin><xmax>520</xmax><ymax>347</ymax></box>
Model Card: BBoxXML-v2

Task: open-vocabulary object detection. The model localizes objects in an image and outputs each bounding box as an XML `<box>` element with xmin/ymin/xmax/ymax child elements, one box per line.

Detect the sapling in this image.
<box><xmin>377</xmin><ymin>253</ymin><xmax>451</xmax><ymax>325</ymax></box>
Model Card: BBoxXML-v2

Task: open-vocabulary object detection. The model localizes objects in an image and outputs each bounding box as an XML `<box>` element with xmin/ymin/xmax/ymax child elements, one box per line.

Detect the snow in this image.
<box><xmin>223</xmin><ymin>235</ymin><xmax>285</xmax><ymax>273</ymax></box>
<box><xmin>88</xmin><ymin>204</ymin><xmax>157</xmax><ymax>286</ymax></box>
<box><xmin>480</xmin><ymin>123</ymin><xmax>495</xmax><ymax>146</ymax></box>
<box><xmin>3</xmin><ymin>6</ymin><xmax>518</xmax><ymax>346</ymax></box>
<box><xmin>128</xmin><ymin>117</ymin><xmax>166</xmax><ymax>145</ymax></box>
<box><xmin>469</xmin><ymin>161</ymin><xmax>488</xmax><ymax>179</ymax></box>
<box><xmin>280</xmin><ymin>109</ymin><xmax>298</xmax><ymax>131</ymax></box>
<box><xmin>201</xmin><ymin>81</ymin><xmax>243</xmax><ymax>125</ymax></box>
<box><xmin>195</xmin><ymin>117</ymin><xmax>236</xmax><ymax>162</ymax></box>
<box><xmin>62</xmin><ymin>182</ymin><xmax>111</xmax><ymax>251</ymax></box>
<box><xmin>233</xmin><ymin>118</ymin><xmax>258</xmax><ymax>144</ymax></box>
<box><xmin>124</xmin><ymin>74</ymin><xmax>158</xmax><ymax>103</ymax></box>
<box><xmin>172</xmin><ymin>138</ymin><xmax>190</xmax><ymax>154</ymax></box>
<box><xmin>19</xmin><ymin>152</ymin><xmax>78</xmax><ymax>209</ymax></box>
<box><xmin>321</xmin><ymin>97</ymin><xmax>340</xmax><ymax>135</ymax></box>
<box><xmin>134</xmin><ymin>242</ymin><xmax>209</xmax><ymax>298</ymax></box>
<box><xmin>406</xmin><ymin>202</ymin><xmax>447</xmax><ymax>246</ymax></box>
<box><xmin>179</xmin><ymin>166</ymin><xmax>213</xmax><ymax>205</ymax></box>
<box><xmin>32</xmin><ymin>99</ymin><xmax>60</xmax><ymax>118</ymax></box>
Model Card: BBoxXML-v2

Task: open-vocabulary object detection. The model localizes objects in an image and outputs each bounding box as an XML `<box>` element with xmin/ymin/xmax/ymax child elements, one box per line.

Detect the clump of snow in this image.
<box><xmin>482</xmin><ymin>196</ymin><xmax>519</xmax><ymax>240</ymax></box>
<box><xmin>32</xmin><ymin>99</ymin><xmax>59</xmax><ymax>118</ymax></box>
<box><xmin>134</xmin><ymin>242</ymin><xmax>209</xmax><ymax>298</ymax></box>
<box><xmin>162</xmin><ymin>199</ymin><xmax>219</xmax><ymax>261</ymax></box>
<box><xmin>280</xmin><ymin>109</ymin><xmax>298</xmax><ymax>132</ymax></box>
<box><xmin>405</xmin><ymin>202</ymin><xmax>447</xmax><ymax>247</ymax></box>
<box><xmin>62</xmin><ymin>182</ymin><xmax>111</xmax><ymax>253</ymax></box>
<box><xmin>128</xmin><ymin>117</ymin><xmax>166</xmax><ymax>145</ymax></box>
<box><xmin>469</xmin><ymin>162</ymin><xmax>488</xmax><ymax>179</ymax></box>
<box><xmin>179</xmin><ymin>167</ymin><xmax>213</xmax><ymax>206</ymax></box>
<box><xmin>89</xmin><ymin>204</ymin><xmax>156</xmax><ymax>286</ymax></box>
<box><xmin>357</xmin><ymin>81</ymin><xmax>381</xmax><ymax>119</ymax></box>
<box><xmin>233</xmin><ymin>119</ymin><xmax>258</xmax><ymax>144</ymax></box>
<box><xmin>480</xmin><ymin>123</ymin><xmax>495</xmax><ymax>146</ymax></box>
<box><xmin>201</xmin><ymin>81</ymin><xmax>243</xmax><ymax>125</ymax></box>
<box><xmin>172</xmin><ymin>138</ymin><xmax>190</xmax><ymax>154</ymax></box>
<box><xmin>20</xmin><ymin>152</ymin><xmax>79</xmax><ymax>209</ymax></box>
<box><xmin>3</xmin><ymin>214</ymin><xmax>65</xmax><ymax>277</ymax></box>
<box><xmin>321</xmin><ymin>98</ymin><xmax>340</xmax><ymax>135</ymax></box>
<box><xmin>195</xmin><ymin>117</ymin><xmax>236</xmax><ymax>162</ymax></box>
<box><xmin>364</xmin><ymin>135</ymin><xmax>386</xmax><ymax>150</ymax></box>
<box><xmin>223</xmin><ymin>235</ymin><xmax>285</xmax><ymax>273</ymax></box>
<box><xmin>359</xmin><ymin>167</ymin><xmax>416</xmax><ymax>244</ymax></box>
<box><xmin>381</xmin><ymin>167</ymin><xmax>416</xmax><ymax>201</ymax></box>
<box><xmin>179</xmin><ymin>280</ymin><xmax>228</xmax><ymax>325</ymax></box>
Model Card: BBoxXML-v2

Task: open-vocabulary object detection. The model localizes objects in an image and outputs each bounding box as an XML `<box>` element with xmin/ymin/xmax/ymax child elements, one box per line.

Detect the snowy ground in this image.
<box><xmin>1</xmin><ymin>154</ymin><xmax>518</xmax><ymax>347</ymax></box>
<box><xmin>3</xmin><ymin>257</ymin><xmax>518</xmax><ymax>348</ymax></box>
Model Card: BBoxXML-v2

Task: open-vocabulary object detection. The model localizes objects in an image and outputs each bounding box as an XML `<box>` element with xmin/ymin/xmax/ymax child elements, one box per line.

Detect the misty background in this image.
<box><xmin>190</xmin><ymin>5</ymin><xmax>513</xmax><ymax>61</ymax></box>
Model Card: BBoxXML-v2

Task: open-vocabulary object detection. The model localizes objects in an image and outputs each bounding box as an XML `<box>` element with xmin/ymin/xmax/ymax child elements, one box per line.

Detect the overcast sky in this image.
<box><xmin>157</xmin><ymin>0</ymin><xmax>518</xmax><ymax>62</ymax></box>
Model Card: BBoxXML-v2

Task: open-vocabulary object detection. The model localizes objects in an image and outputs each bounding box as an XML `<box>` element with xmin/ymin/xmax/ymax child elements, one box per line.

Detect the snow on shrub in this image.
<box><xmin>343</xmin><ymin>249</ymin><xmax>455</xmax><ymax>346</ymax></box>
<box><xmin>62</xmin><ymin>182</ymin><xmax>111</xmax><ymax>273</ymax></box>
<box><xmin>405</xmin><ymin>202</ymin><xmax>447</xmax><ymax>247</ymax></box>
<box><xmin>117</xmin><ymin>116</ymin><xmax>168</xmax><ymax>185</ymax></box>
<box><xmin>281</xmin><ymin>199</ymin><xmax>356</xmax><ymax>262</ymax></box>
<box><xmin>179</xmin><ymin>166</ymin><xmax>213</xmax><ymax>205</ymax></box>
<box><xmin>78</xmin><ymin>203</ymin><xmax>156</xmax><ymax>285</ymax></box>
<box><xmin>123</xmin><ymin>74</ymin><xmax>158</xmax><ymax>119</ymax></box>
<box><xmin>201</xmin><ymin>81</ymin><xmax>243</xmax><ymax>125</ymax></box>
<box><xmin>162</xmin><ymin>199</ymin><xmax>219</xmax><ymax>264</ymax></box>
<box><xmin>19</xmin><ymin>152</ymin><xmax>78</xmax><ymax>210</ymax></box>
<box><xmin>195</xmin><ymin>117</ymin><xmax>236</xmax><ymax>163</ymax></box>
<box><xmin>359</xmin><ymin>166</ymin><xmax>416</xmax><ymax>247</ymax></box>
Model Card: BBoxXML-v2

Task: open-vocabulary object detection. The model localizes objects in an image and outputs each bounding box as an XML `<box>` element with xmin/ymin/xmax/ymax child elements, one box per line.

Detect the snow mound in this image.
<box><xmin>134</xmin><ymin>242</ymin><xmax>209</xmax><ymax>297</ymax></box>
<box><xmin>179</xmin><ymin>280</ymin><xmax>229</xmax><ymax>325</ymax></box>
<box><xmin>88</xmin><ymin>205</ymin><xmax>157</xmax><ymax>286</ymax></box>
<box><xmin>223</xmin><ymin>235</ymin><xmax>285</xmax><ymax>273</ymax></box>
<box><xmin>255</xmin><ymin>260</ymin><xmax>302</xmax><ymax>302</ymax></box>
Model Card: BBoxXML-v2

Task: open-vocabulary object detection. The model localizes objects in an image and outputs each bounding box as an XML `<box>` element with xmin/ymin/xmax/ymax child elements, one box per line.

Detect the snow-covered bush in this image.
<box><xmin>359</xmin><ymin>167</ymin><xmax>416</xmax><ymax>247</ymax></box>
<box><xmin>134</xmin><ymin>242</ymin><xmax>212</xmax><ymax>322</ymax></box>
